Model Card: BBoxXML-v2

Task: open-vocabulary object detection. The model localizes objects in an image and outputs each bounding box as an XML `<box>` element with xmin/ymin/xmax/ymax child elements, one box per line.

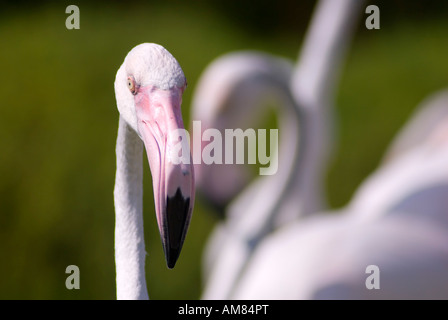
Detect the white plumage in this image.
<box><xmin>193</xmin><ymin>0</ymin><xmax>448</xmax><ymax>299</ymax></box>
<box><xmin>193</xmin><ymin>0</ymin><xmax>365</xmax><ymax>299</ymax></box>
<box><xmin>114</xmin><ymin>43</ymin><xmax>194</xmax><ymax>299</ymax></box>
<box><xmin>231</xmin><ymin>90</ymin><xmax>448</xmax><ymax>299</ymax></box>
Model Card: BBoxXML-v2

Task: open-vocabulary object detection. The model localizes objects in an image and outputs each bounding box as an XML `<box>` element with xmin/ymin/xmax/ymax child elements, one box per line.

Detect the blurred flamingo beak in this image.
<box><xmin>134</xmin><ymin>85</ymin><xmax>194</xmax><ymax>268</ymax></box>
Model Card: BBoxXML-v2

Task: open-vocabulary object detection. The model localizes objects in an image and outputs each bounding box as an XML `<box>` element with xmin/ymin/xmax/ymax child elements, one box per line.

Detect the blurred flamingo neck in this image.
<box><xmin>114</xmin><ymin>116</ymin><xmax>149</xmax><ymax>299</ymax></box>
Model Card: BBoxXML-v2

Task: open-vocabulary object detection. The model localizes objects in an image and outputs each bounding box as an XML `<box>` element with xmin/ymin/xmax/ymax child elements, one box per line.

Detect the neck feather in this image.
<box><xmin>114</xmin><ymin>116</ymin><xmax>149</xmax><ymax>299</ymax></box>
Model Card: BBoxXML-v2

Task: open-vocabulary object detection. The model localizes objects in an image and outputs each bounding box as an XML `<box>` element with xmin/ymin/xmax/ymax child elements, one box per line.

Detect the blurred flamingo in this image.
<box><xmin>231</xmin><ymin>90</ymin><xmax>448</xmax><ymax>298</ymax></box>
<box><xmin>192</xmin><ymin>0</ymin><xmax>365</xmax><ymax>299</ymax></box>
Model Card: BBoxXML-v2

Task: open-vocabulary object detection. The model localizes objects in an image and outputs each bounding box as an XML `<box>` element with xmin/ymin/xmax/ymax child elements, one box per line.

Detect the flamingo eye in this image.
<box><xmin>127</xmin><ymin>76</ymin><xmax>136</xmax><ymax>94</ymax></box>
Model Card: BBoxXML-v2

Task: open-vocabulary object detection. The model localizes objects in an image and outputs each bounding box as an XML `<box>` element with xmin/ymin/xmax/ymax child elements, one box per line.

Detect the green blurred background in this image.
<box><xmin>0</xmin><ymin>0</ymin><xmax>447</xmax><ymax>299</ymax></box>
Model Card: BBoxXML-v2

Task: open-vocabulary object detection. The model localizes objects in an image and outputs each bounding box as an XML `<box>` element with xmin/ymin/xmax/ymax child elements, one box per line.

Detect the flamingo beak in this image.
<box><xmin>134</xmin><ymin>85</ymin><xmax>194</xmax><ymax>269</ymax></box>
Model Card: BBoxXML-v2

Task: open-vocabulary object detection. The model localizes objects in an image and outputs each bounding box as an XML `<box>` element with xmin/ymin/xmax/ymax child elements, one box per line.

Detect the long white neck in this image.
<box><xmin>114</xmin><ymin>116</ymin><xmax>149</xmax><ymax>300</ymax></box>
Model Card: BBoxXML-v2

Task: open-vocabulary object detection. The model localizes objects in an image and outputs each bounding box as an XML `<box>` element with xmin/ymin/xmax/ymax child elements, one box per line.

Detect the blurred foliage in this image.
<box><xmin>0</xmin><ymin>1</ymin><xmax>447</xmax><ymax>299</ymax></box>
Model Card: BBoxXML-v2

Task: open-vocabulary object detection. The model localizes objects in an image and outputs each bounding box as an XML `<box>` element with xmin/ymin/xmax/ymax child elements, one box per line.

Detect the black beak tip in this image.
<box><xmin>166</xmin><ymin>248</ymin><xmax>180</xmax><ymax>269</ymax></box>
<box><xmin>163</xmin><ymin>187</ymin><xmax>192</xmax><ymax>269</ymax></box>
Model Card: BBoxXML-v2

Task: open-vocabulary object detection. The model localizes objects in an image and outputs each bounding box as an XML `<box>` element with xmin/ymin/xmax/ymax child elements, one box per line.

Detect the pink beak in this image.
<box><xmin>134</xmin><ymin>85</ymin><xmax>194</xmax><ymax>268</ymax></box>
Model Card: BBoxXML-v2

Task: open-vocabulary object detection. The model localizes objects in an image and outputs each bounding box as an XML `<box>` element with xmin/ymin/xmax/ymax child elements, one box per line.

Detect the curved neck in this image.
<box><xmin>114</xmin><ymin>116</ymin><xmax>149</xmax><ymax>299</ymax></box>
<box><xmin>226</xmin><ymin>70</ymin><xmax>303</xmax><ymax>242</ymax></box>
<box><xmin>203</xmin><ymin>71</ymin><xmax>303</xmax><ymax>300</ymax></box>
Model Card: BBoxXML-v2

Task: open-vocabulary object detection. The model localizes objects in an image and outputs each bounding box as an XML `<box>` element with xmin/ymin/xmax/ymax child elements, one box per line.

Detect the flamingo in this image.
<box><xmin>232</xmin><ymin>213</ymin><xmax>448</xmax><ymax>299</ymax></box>
<box><xmin>113</xmin><ymin>43</ymin><xmax>194</xmax><ymax>299</ymax></box>
<box><xmin>230</xmin><ymin>90</ymin><xmax>448</xmax><ymax>299</ymax></box>
<box><xmin>193</xmin><ymin>52</ymin><xmax>303</xmax><ymax>297</ymax></box>
<box><xmin>193</xmin><ymin>0</ymin><xmax>365</xmax><ymax>299</ymax></box>
<box><xmin>195</xmin><ymin>0</ymin><xmax>448</xmax><ymax>298</ymax></box>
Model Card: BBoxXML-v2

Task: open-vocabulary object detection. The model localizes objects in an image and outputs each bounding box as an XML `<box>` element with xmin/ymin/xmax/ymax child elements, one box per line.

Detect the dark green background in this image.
<box><xmin>0</xmin><ymin>1</ymin><xmax>447</xmax><ymax>299</ymax></box>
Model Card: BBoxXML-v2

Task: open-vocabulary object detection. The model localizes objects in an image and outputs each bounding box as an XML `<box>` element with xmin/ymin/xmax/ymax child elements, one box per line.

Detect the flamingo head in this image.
<box><xmin>115</xmin><ymin>43</ymin><xmax>194</xmax><ymax>268</ymax></box>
